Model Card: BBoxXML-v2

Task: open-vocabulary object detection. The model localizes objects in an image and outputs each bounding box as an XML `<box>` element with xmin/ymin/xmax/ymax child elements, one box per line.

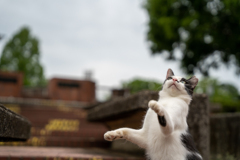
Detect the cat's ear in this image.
<box><xmin>166</xmin><ymin>69</ymin><xmax>174</xmax><ymax>79</ymax></box>
<box><xmin>188</xmin><ymin>76</ymin><xmax>198</xmax><ymax>89</ymax></box>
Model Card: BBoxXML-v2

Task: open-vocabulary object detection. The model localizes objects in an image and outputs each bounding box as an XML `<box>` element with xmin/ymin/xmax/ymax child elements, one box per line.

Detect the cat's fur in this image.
<box><xmin>104</xmin><ymin>69</ymin><xmax>202</xmax><ymax>160</ymax></box>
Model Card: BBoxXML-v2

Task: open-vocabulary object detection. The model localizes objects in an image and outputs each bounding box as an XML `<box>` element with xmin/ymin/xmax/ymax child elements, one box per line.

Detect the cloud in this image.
<box><xmin>0</xmin><ymin>0</ymin><xmax>239</xmax><ymax>101</ymax></box>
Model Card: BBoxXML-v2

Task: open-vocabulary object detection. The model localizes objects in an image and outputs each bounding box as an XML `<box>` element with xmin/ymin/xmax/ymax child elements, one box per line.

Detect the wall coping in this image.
<box><xmin>0</xmin><ymin>104</ymin><xmax>31</xmax><ymax>141</ymax></box>
<box><xmin>88</xmin><ymin>91</ymin><xmax>159</xmax><ymax>121</ymax></box>
<box><xmin>0</xmin><ymin>96</ymin><xmax>90</xmax><ymax>108</ymax></box>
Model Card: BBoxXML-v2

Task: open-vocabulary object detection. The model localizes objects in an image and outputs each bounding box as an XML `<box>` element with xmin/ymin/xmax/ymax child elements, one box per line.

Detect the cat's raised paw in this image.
<box><xmin>148</xmin><ymin>100</ymin><xmax>164</xmax><ymax>116</ymax></box>
<box><xmin>104</xmin><ymin>130</ymin><xmax>125</xmax><ymax>141</ymax></box>
<box><xmin>148</xmin><ymin>100</ymin><xmax>160</xmax><ymax>112</ymax></box>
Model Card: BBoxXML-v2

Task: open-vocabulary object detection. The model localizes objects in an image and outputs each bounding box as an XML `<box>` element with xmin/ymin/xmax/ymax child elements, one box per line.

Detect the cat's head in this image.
<box><xmin>161</xmin><ymin>69</ymin><xmax>198</xmax><ymax>97</ymax></box>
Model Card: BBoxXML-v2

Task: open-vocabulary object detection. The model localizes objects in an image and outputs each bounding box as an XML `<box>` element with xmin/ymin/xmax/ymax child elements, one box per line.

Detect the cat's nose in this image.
<box><xmin>172</xmin><ymin>78</ymin><xmax>178</xmax><ymax>82</ymax></box>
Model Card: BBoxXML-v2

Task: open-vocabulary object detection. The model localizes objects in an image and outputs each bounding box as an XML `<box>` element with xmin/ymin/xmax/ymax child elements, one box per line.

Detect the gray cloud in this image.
<box><xmin>0</xmin><ymin>0</ymin><xmax>239</xmax><ymax>100</ymax></box>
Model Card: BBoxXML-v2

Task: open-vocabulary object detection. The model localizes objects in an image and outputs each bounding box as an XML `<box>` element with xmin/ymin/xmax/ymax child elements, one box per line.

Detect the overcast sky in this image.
<box><xmin>0</xmin><ymin>0</ymin><xmax>239</xmax><ymax>100</ymax></box>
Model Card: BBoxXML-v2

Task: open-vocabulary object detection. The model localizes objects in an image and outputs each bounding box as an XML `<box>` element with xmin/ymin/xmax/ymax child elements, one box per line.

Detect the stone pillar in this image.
<box><xmin>187</xmin><ymin>94</ymin><xmax>209</xmax><ymax>160</ymax></box>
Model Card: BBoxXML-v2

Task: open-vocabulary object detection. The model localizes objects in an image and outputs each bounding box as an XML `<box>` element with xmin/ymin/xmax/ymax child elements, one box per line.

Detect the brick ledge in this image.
<box><xmin>0</xmin><ymin>146</ymin><xmax>145</xmax><ymax>160</ymax></box>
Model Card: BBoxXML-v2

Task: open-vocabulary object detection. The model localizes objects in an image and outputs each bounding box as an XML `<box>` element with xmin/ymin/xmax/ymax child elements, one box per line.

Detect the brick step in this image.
<box><xmin>31</xmin><ymin>129</ymin><xmax>106</xmax><ymax>138</ymax></box>
<box><xmin>21</xmin><ymin>108</ymin><xmax>85</xmax><ymax>114</ymax></box>
<box><xmin>24</xmin><ymin>114</ymin><xmax>88</xmax><ymax>120</ymax></box>
<box><xmin>18</xmin><ymin>106</ymin><xmax>84</xmax><ymax>111</ymax></box>
<box><xmin>24</xmin><ymin>114</ymin><xmax>83</xmax><ymax>117</ymax></box>
<box><xmin>43</xmin><ymin>137</ymin><xmax>109</xmax><ymax>148</ymax></box>
<box><xmin>23</xmin><ymin>117</ymin><xmax>87</xmax><ymax>125</ymax></box>
<box><xmin>21</xmin><ymin>114</ymin><xmax>84</xmax><ymax>120</ymax></box>
<box><xmin>0</xmin><ymin>146</ymin><xmax>145</xmax><ymax>160</ymax></box>
<box><xmin>20</xmin><ymin>108</ymin><xmax>85</xmax><ymax>113</ymax></box>
<box><xmin>29</xmin><ymin>123</ymin><xmax>104</xmax><ymax>131</ymax></box>
<box><xmin>1</xmin><ymin>137</ymin><xmax>110</xmax><ymax>148</ymax></box>
<box><xmin>3</xmin><ymin>105</ymin><xmax>110</xmax><ymax>148</ymax></box>
<box><xmin>29</xmin><ymin>120</ymin><xmax>103</xmax><ymax>125</ymax></box>
<box><xmin>30</xmin><ymin>123</ymin><xmax>107</xmax><ymax>130</ymax></box>
<box><xmin>21</xmin><ymin>112</ymin><xmax>83</xmax><ymax>117</ymax></box>
<box><xmin>21</xmin><ymin>109</ymin><xmax>83</xmax><ymax>114</ymax></box>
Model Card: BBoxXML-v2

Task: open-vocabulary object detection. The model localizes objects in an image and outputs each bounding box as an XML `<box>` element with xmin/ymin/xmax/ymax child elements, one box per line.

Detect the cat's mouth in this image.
<box><xmin>169</xmin><ymin>83</ymin><xmax>180</xmax><ymax>90</ymax></box>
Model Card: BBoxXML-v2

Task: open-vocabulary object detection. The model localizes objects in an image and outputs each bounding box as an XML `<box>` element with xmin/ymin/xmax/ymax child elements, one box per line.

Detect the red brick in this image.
<box><xmin>0</xmin><ymin>71</ymin><xmax>23</xmax><ymax>97</ymax></box>
<box><xmin>9</xmin><ymin>157</ymin><xmax>21</xmax><ymax>160</ymax></box>
<box><xmin>48</xmin><ymin>78</ymin><xmax>95</xmax><ymax>102</ymax></box>
<box><xmin>0</xmin><ymin>157</ymin><xmax>8</xmax><ymax>160</ymax></box>
<box><xmin>34</xmin><ymin>158</ymin><xmax>45</xmax><ymax>160</ymax></box>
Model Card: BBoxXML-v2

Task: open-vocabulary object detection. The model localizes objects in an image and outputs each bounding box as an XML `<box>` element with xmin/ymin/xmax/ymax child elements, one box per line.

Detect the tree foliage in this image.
<box><xmin>122</xmin><ymin>78</ymin><xmax>162</xmax><ymax>94</ymax></box>
<box><xmin>0</xmin><ymin>27</ymin><xmax>46</xmax><ymax>86</ymax></box>
<box><xmin>123</xmin><ymin>77</ymin><xmax>240</xmax><ymax>112</ymax></box>
<box><xmin>144</xmin><ymin>0</ymin><xmax>240</xmax><ymax>76</ymax></box>
<box><xmin>196</xmin><ymin>78</ymin><xmax>240</xmax><ymax>112</ymax></box>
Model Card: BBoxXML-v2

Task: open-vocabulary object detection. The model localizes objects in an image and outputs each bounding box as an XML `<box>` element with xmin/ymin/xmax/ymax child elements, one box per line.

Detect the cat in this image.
<box><xmin>104</xmin><ymin>69</ymin><xmax>202</xmax><ymax>160</ymax></box>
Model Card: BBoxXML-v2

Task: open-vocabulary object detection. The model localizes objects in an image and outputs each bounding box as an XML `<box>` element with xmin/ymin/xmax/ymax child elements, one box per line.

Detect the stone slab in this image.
<box><xmin>88</xmin><ymin>91</ymin><xmax>158</xmax><ymax>121</ymax></box>
<box><xmin>0</xmin><ymin>104</ymin><xmax>31</xmax><ymax>141</ymax></box>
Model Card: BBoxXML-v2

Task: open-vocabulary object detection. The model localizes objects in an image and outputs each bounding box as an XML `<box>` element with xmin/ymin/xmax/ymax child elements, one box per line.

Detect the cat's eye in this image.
<box><xmin>167</xmin><ymin>77</ymin><xmax>172</xmax><ymax>80</ymax></box>
<box><xmin>180</xmin><ymin>80</ymin><xmax>186</xmax><ymax>84</ymax></box>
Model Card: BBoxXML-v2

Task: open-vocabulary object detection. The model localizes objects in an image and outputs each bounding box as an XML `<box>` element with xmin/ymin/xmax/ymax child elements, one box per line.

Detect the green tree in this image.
<box><xmin>196</xmin><ymin>78</ymin><xmax>240</xmax><ymax>112</ymax></box>
<box><xmin>0</xmin><ymin>27</ymin><xmax>46</xmax><ymax>86</ymax></box>
<box><xmin>122</xmin><ymin>78</ymin><xmax>162</xmax><ymax>94</ymax></box>
<box><xmin>123</xmin><ymin>77</ymin><xmax>240</xmax><ymax>112</ymax></box>
<box><xmin>144</xmin><ymin>0</ymin><xmax>240</xmax><ymax>76</ymax></box>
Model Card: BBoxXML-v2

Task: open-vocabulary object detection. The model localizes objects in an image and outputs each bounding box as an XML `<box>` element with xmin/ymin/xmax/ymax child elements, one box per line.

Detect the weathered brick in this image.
<box><xmin>48</xmin><ymin>78</ymin><xmax>95</xmax><ymax>103</ymax></box>
<box><xmin>0</xmin><ymin>71</ymin><xmax>23</xmax><ymax>97</ymax></box>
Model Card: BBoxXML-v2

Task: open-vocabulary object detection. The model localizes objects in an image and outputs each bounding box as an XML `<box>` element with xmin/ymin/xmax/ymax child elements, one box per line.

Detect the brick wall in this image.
<box><xmin>22</xmin><ymin>87</ymin><xmax>48</xmax><ymax>99</ymax></box>
<box><xmin>2</xmin><ymin>103</ymin><xmax>110</xmax><ymax>148</ymax></box>
<box><xmin>48</xmin><ymin>78</ymin><xmax>95</xmax><ymax>103</ymax></box>
<box><xmin>0</xmin><ymin>71</ymin><xmax>96</xmax><ymax>103</ymax></box>
<box><xmin>0</xmin><ymin>71</ymin><xmax>23</xmax><ymax>97</ymax></box>
<box><xmin>111</xmin><ymin>89</ymin><xmax>130</xmax><ymax>99</ymax></box>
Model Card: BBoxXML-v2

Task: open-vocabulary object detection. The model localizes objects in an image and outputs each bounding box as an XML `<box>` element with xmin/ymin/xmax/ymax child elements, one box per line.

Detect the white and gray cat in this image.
<box><xmin>104</xmin><ymin>69</ymin><xmax>202</xmax><ymax>160</ymax></box>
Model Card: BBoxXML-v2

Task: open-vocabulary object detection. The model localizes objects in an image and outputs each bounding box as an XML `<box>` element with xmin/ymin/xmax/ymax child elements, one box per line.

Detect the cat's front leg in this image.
<box><xmin>104</xmin><ymin>128</ymin><xmax>147</xmax><ymax>149</ymax></box>
<box><xmin>148</xmin><ymin>100</ymin><xmax>174</xmax><ymax>136</ymax></box>
<box><xmin>104</xmin><ymin>129</ymin><xmax>126</xmax><ymax>141</ymax></box>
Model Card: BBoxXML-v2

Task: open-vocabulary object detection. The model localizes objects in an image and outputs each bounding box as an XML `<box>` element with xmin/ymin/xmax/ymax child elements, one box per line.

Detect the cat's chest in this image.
<box><xmin>158</xmin><ymin>98</ymin><xmax>188</xmax><ymax>114</ymax></box>
<box><xmin>147</xmin><ymin>131</ymin><xmax>187</xmax><ymax>160</ymax></box>
<box><xmin>159</xmin><ymin>98</ymin><xmax>184</xmax><ymax>107</ymax></box>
